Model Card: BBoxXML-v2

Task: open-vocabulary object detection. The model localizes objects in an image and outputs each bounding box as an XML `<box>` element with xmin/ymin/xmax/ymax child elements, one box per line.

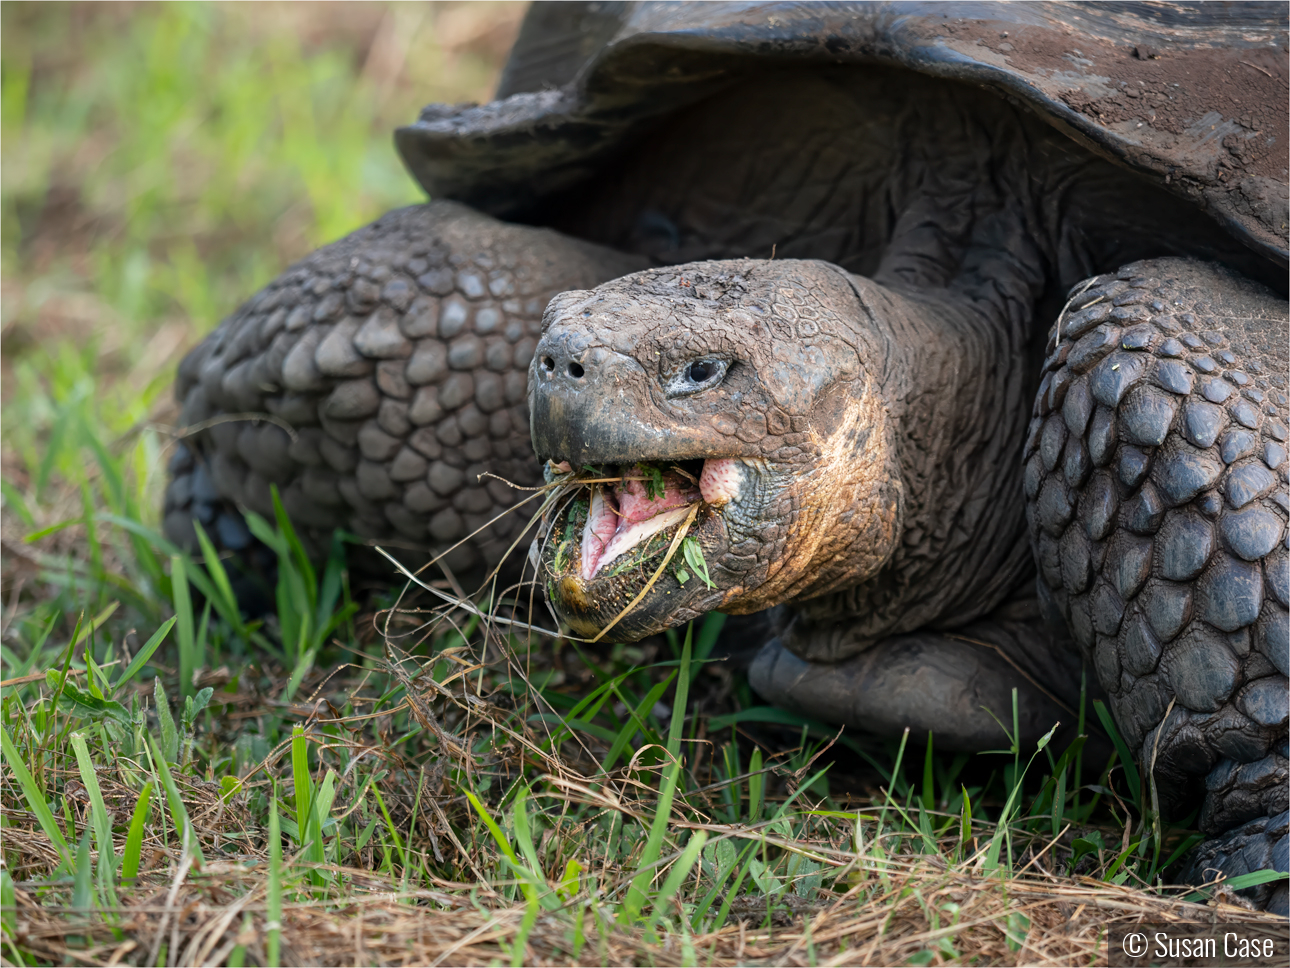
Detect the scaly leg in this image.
<box><xmin>1025</xmin><ymin>257</ymin><xmax>1288</xmax><ymax>909</ymax></box>
<box><xmin>166</xmin><ymin>201</ymin><xmax>643</xmax><ymax>582</ymax></box>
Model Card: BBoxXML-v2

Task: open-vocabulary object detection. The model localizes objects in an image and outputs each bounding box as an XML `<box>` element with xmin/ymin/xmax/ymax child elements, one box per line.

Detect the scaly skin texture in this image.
<box><xmin>165</xmin><ymin>201</ymin><xmax>643</xmax><ymax>579</ymax></box>
<box><xmin>1025</xmin><ymin>257</ymin><xmax>1288</xmax><ymax>913</ymax></box>
<box><xmin>748</xmin><ymin>592</ymin><xmax>1089</xmax><ymax>751</ymax></box>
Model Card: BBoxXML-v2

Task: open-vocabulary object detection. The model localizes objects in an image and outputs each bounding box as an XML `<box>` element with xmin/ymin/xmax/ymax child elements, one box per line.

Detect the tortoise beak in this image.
<box><xmin>528</xmin><ymin>332</ymin><xmax>654</xmax><ymax>465</ymax></box>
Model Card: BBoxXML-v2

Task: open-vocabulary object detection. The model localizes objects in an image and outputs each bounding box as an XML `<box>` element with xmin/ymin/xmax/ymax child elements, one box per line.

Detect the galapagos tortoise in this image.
<box><xmin>166</xmin><ymin>2</ymin><xmax>1289</xmax><ymax>908</ymax></box>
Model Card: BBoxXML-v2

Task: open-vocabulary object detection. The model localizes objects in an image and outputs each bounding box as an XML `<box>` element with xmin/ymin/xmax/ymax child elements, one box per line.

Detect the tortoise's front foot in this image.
<box><xmin>748</xmin><ymin>603</ymin><xmax>1081</xmax><ymax>751</ymax></box>
<box><xmin>1181</xmin><ymin>809</ymin><xmax>1288</xmax><ymax>914</ymax></box>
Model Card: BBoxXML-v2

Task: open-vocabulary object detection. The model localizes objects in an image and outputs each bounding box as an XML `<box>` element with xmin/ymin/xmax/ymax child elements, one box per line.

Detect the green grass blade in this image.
<box><xmin>1218</xmin><ymin>869</ymin><xmax>1289</xmax><ymax>891</ymax></box>
<box><xmin>1</xmin><ymin>479</ymin><xmax>35</xmax><ymax>529</ymax></box>
<box><xmin>878</xmin><ymin>727</ymin><xmax>911</xmax><ymax>829</ymax></box>
<box><xmin>648</xmin><ymin>830</ymin><xmax>706</xmax><ymax>936</ymax></box>
<box><xmin>510</xmin><ymin>785</ymin><xmax>543</xmax><ymax>879</ymax></box>
<box><xmin>463</xmin><ymin>789</ymin><xmax>524</xmax><ymax>870</ymax></box>
<box><xmin>303</xmin><ymin>768</ymin><xmax>337</xmax><ymax>877</ymax></box>
<box><xmin>113</xmin><ymin>617</ymin><xmax>175</xmax><ymax>692</ymax></box>
<box><xmin>1052</xmin><ymin>760</ymin><xmax>1068</xmax><ymax>839</ymax></box>
<box><xmin>78</xmin><ymin>414</ymin><xmax>126</xmax><ymax>512</ymax></box>
<box><xmin>69</xmin><ymin>732</ymin><xmax>116</xmax><ymax>878</ymax></box>
<box><xmin>271</xmin><ymin>485</ymin><xmax>317</xmax><ymax>602</ymax></box>
<box><xmin>1</xmin><ymin>868</ymin><xmax>16</xmax><ymax>937</ymax></box>
<box><xmin>558</xmin><ymin>859</ymin><xmax>583</xmax><ymax>902</ymax></box>
<box><xmin>511</xmin><ymin>893</ymin><xmax>538</xmax><ymax>968</ymax></box>
<box><xmin>982</xmin><ymin>722</ymin><xmax>1060</xmax><ymax>874</ymax></box>
<box><xmin>121</xmin><ymin>782</ymin><xmax>153</xmax><ymax>881</ymax></box>
<box><xmin>510</xmin><ymin>785</ymin><xmax>561</xmax><ymax>912</ymax></box>
<box><xmin>170</xmin><ymin>553</ymin><xmax>198</xmax><ymax>698</ymax></box>
<box><xmin>922</xmin><ymin>731</ymin><xmax>935</xmax><ymax>811</ymax></box>
<box><xmin>1182</xmin><ymin>868</ymin><xmax>1290</xmax><ymax>903</ymax></box>
<box><xmin>1</xmin><ymin>723</ymin><xmax>71</xmax><ymax>865</ymax></box>
<box><xmin>267</xmin><ymin>789</ymin><xmax>282</xmax><ymax>968</ymax></box>
<box><xmin>747</xmin><ymin>747</ymin><xmax>764</xmax><ymax>822</ymax></box>
<box><xmin>315</xmin><ymin>531</ymin><xmax>347</xmax><ymax>627</ymax></box>
<box><xmin>282</xmin><ymin>619</ymin><xmax>315</xmax><ymax>702</ymax></box>
<box><xmin>21</xmin><ymin>518</ymin><xmax>81</xmax><ymax>543</ymax></box>
<box><xmin>192</xmin><ymin>521</ymin><xmax>248</xmax><ymax>636</ymax></box>
<box><xmin>72</xmin><ymin>827</ymin><xmax>94</xmax><ymax>912</ymax></box>
<box><xmin>372</xmin><ymin>784</ymin><xmax>411</xmax><ymax>876</ymax></box>
<box><xmin>463</xmin><ymin>788</ymin><xmax>548</xmax><ymax>903</ymax></box>
<box><xmin>34</xmin><ymin>405</ymin><xmax>71</xmax><ymax>495</ymax></box>
<box><xmin>153</xmin><ymin>677</ymin><xmax>178</xmax><ymax>763</ymax></box>
<box><xmin>1093</xmin><ymin>699</ymin><xmax>1140</xmax><ymax>808</ymax></box>
<box><xmin>73</xmin><ymin>603</ymin><xmax>119</xmax><ymax>650</ymax></box>
<box><xmin>1104</xmin><ymin>840</ymin><xmax>1140</xmax><ymax>882</ymax></box>
<box><xmin>84</xmin><ymin>651</ymin><xmax>108</xmax><ymax>700</ymax></box>
<box><xmin>147</xmin><ymin>734</ymin><xmax>203</xmax><ymax>865</ymax></box>
<box><xmin>313</xmin><ymin>770</ymin><xmax>337</xmax><ymax>830</ymax></box>
<box><xmin>959</xmin><ymin>786</ymin><xmax>973</xmax><ymax>862</ymax></box>
<box><xmin>242</xmin><ymin>509</ymin><xmax>287</xmax><ymax>557</ymax></box>
<box><xmin>620</xmin><ymin>624</ymin><xmax>693</xmax><ymax>924</ymax></box>
<box><xmin>291</xmin><ymin>725</ymin><xmax>312</xmax><ymax>839</ymax></box>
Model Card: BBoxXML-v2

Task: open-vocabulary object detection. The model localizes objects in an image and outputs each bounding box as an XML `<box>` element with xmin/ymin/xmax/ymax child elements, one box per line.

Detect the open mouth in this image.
<box><xmin>540</xmin><ymin>457</ymin><xmax>743</xmax><ymax>582</ymax></box>
<box><xmin>579</xmin><ymin>461</ymin><xmax>702</xmax><ymax>579</ymax></box>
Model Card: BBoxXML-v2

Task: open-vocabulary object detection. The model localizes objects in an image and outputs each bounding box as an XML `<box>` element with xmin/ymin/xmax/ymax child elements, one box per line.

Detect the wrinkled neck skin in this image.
<box><xmin>793</xmin><ymin>267</ymin><xmax>1040</xmax><ymax>650</ymax></box>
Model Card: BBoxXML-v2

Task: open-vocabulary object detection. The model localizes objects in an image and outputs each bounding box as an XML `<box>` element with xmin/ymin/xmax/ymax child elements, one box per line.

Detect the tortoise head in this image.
<box><xmin>527</xmin><ymin>259</ymin><xmax>904</xmax><ymax>640</ymax></box>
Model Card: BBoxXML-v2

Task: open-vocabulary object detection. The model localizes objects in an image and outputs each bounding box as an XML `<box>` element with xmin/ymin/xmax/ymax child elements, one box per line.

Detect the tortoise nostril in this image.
<box><xmin>568</xmin><ymin>361</ymin><xmax>585</xmax><ymax>378</ymax></box>
<box><xmin>542</xmin><ymin>356</ymin><xmax>555</xmax><ymax>371</ymax></box>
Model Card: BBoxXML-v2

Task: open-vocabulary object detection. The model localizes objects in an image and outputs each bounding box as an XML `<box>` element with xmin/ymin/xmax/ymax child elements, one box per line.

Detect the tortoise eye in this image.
<box><xmin>666</xmin><ymin>358</ymin><xmax>728</xmax><ymax>397</ymax></box>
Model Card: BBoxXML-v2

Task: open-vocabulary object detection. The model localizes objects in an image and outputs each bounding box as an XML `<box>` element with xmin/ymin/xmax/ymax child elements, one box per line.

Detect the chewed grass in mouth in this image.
<box><xmin>539</xmin><ymin>458</ymin><xmax>741</xmax><ymax>617</ymax></box>
<box><xmin>578</xmin><ymin>461</ymin><xmax>702</xmax><ymax>579</ymax></box>
<box><xmin>534</xmin><ymin>457</ymin><xmax>749</xmax><ymax>639</ymax></box>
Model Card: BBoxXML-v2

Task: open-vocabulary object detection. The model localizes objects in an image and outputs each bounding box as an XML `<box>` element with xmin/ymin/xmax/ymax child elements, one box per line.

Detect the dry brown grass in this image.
<box><xmin>4</xmin><ymin>829</ymin><xmax>1280</xmax><ymax>966</ymax></box>
<box><xmin>3</xmin><ymin>624</ymin><xmax>1282</xmax><ymax>968</ymax></box>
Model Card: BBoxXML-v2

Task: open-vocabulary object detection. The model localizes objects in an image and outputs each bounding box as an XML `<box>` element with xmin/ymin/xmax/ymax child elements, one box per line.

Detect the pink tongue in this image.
<box><xmin>614</xmin><ymin>465</ymin><xmax>699</xmax><ymax>522</ymax></box>
<box><xmin>576</xmin><ymin>465</ymin><xmax>703</xmax><ymax>580</ymax></box>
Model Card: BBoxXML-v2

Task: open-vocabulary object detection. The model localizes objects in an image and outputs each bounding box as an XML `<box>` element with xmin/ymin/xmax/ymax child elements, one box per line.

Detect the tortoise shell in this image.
<box><xmin>395</xmin><ymin>1</ymin><xmax>1288</xmax><ymax>268</ymax></box>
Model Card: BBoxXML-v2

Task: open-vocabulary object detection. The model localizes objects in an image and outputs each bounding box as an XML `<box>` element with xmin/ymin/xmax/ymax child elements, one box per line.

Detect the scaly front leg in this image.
<box><xmin>1026</xmin><ymin>257</ymin><xmax>1288</xmax><ymax>912</ymax></box>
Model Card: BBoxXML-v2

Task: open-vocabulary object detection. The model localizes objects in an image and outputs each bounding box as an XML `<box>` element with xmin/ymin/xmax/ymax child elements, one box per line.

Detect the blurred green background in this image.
<box><xmin>1</xmin><ymin>0</ymin><xmax>523</xmax><ymax>557</ymax></box>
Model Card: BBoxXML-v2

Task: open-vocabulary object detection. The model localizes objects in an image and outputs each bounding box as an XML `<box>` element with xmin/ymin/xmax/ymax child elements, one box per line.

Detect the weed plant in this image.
<box><xmin>2</xmin><ymin>5</ymin><xmax>1284</xmax><ymax>966</ymax></box>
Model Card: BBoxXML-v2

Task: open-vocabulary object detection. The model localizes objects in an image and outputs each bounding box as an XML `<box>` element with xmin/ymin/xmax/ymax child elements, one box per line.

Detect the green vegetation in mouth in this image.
<box><xmin>552</xmin><ymin>537</ymin><xmax>573</xmax><ymax>575</ymax></box>
<box><xmin>642</xmin><ymin>463</ymin><xmax>667</xmax><ymax>501</ymax></box>
<box><xmin>548</xmin><ymin>499</ymin><xmax>588</xmax><ymax>574</ymax></box>
<box><xmin>681</xmin><ymin>535</ymin><xmax>716</xmax><ymax>589</ymax></box>
<box><xmin>566</xmin><ymin>498</ymin><xmax>589</xmax><ymax>528</ymax></box>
